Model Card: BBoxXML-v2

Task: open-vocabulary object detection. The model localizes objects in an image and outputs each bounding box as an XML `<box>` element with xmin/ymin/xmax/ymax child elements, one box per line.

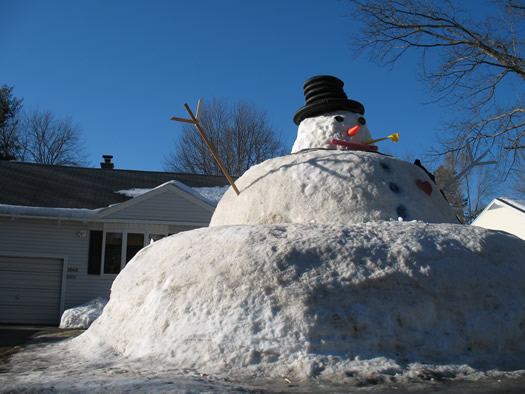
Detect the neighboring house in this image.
<box><xmin>0</xmin><ymin>157</ymin><xmax>230</xmax><ymax>324</ymax></box>
<box><xmin>471</xmin><ymin>198</ymin><xmax>525</xmax><ymax>240</ymax></box>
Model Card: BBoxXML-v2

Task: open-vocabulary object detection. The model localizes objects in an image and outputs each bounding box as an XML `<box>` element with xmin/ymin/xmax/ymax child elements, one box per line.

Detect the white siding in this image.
<box><xmin>0</xmin><ymin>216</ymin><xmax>205</xmax><ymax>324</ymax></box>
<box><xmin>103</xmin><ymin>190</ymin><xmax>213</xmax><ymax>224</ymax></box>
<box><xmin>168</xmin><ymin>224</ymin><xmax>199</xmax><ymax>234</ymax></box>
<box><xmin>472</xmin><ymin>204</ymin><xmax>525</xmax><ymax>240</ymax></box>
<box><xmin>0</xmin><ymin>217</ymin><xmax>113</xmax><ymax>313</ymax></box>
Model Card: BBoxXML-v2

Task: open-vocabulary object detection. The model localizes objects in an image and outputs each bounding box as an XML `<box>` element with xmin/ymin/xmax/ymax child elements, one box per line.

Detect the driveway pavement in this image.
<box><xmin>0</xmin><ymin>325</ymin><xmax>83</xmax><ymax>364</ymax></box>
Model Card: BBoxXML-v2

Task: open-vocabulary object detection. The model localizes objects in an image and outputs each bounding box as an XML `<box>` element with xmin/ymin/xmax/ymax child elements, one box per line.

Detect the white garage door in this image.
<box><xmin>0</xmin><ymin>256</ymin><xmax>64</xmax><ymax>324</ymax></box>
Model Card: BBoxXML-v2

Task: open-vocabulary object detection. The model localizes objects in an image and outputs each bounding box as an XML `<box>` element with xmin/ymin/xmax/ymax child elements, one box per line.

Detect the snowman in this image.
<box><xmin>72</xmin><ymin>75</ymin><xmax>525</xmax><ymax>386</ymax></box>
<box><xmin>210</xmin><ymin>75</ymin><xmax>458</xmax><ymax>226</ymax></box>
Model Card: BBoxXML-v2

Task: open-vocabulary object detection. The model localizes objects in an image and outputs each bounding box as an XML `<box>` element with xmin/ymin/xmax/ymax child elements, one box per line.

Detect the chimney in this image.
<box><xmin>100</xmin><ymin>155</ymin><xmax>114</xmax><ymax>169</ymax></box>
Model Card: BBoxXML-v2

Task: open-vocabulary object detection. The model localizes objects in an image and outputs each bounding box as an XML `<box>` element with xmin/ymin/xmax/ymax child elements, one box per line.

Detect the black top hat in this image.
<box><xmin>293</xmin><ymin>75</ymin><xmax>365</xmax><ymax>125</ymax></box>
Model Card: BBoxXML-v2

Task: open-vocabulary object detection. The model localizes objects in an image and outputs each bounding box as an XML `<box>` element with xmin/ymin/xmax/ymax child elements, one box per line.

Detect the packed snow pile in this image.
<box><xmin>210</xmin><ymin>150</ymin><xmax>458</xmax><ymax>226</ymax></box>
<box><xmin>59</xmin><ymin>297</ymin><xmax>108</xmax><ymax>329</ymax></box>
<box><xmin>71</xmin><ymin>222</ymin><xmax>525</xmax><ymax>381</ymax></box>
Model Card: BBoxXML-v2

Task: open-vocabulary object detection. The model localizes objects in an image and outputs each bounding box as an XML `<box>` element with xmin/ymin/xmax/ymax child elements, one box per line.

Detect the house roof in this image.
<box><xmin>0</xmin><ymin>160</ymin><xmax>231</xmax><ymax>210</ymax></box>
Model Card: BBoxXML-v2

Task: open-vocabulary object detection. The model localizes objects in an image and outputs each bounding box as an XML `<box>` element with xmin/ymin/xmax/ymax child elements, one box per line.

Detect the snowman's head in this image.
<box><xmin>291</xmin><ymin>110</ymin><xmax>373</xmax><ymax>153</ymax></box>
<box><xmin>292</xmin><ymin>76</ymin><xmax>372</xmax><ymax>153</ymax></box>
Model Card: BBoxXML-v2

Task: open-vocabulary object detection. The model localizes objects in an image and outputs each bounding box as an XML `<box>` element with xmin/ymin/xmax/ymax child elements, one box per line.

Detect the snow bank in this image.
<box><xmin>72</xmin><ymin>222</ymin><xmax>525</xmax><ymax>382</ymax></box>
<box><xmin>211</xmin><ymin>150</ymin><xmax>458</xmax><ymax>226</ymax></box>
<box><xmin>59</xmin><ymin>297</ymin><xmax>108</xmax><ymax>329</ymax></box>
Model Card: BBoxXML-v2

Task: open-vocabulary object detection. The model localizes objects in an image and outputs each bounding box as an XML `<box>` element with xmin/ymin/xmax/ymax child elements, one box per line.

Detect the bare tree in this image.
<box><xmin>0</xmin><ymin>84</ymin><xmax>23</xmax><ymax>160</ymax></box>
<box><xmin>20</xmin><ymin>108</ymin><xmax>89</xmax><ymax>166</ymax></box>
<box><xmin>463</xmin><ymin>164</ymin><xmax>499</xmax><ymax>221</ymax></box>
<box><xmin>165</xmin><ymin>98</ymin><xmax>285</xmax><ymax>176</ymax></box>
<box><xmin>434</xmin><ymin>153</ymin><xmax>467</xmax><ymax>222</ymax></box>
<box><xmin>350</xmin><ymin>0</ymin><xmax>524</xmax><ymax>176</ymax></box>
<box><xmin>434</xmin><ymin>151</ymin><xmax>499</xmax><ymax>222</ymax></box>
<box><xmin>510</xmin><ymin>150</ymin><xmax>525</xmax><ymax>195</ymax></box>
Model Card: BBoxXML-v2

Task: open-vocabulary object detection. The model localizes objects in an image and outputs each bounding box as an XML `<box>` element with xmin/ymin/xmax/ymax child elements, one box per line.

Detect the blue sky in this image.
<box><xmin>2</xmin><ymin>0</ymin><xmax>487</xmax><ymax>172</ymax></box>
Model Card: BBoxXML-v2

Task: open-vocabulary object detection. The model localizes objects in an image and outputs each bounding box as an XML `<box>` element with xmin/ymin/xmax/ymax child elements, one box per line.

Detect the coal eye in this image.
<box><xmin>358</xmin><ymin>117</ymin><xmax>366</xmax><ymax>125</ymax></box>
<box><xmin>334</xmin><ymin>115</ymin><xmax>344</xmax><ymax>122</ymax></box>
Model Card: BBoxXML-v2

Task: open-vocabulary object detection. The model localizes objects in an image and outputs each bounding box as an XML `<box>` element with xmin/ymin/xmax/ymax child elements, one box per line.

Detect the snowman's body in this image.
<box><xmin>210</xmin><ymin>149</ymin><xmax>458</xmax><ymax>226</ymax></box>
<box><xmin>291</xmin><ymin>110</ymin><xmax>373</xmax><ymax>153</ymax></box>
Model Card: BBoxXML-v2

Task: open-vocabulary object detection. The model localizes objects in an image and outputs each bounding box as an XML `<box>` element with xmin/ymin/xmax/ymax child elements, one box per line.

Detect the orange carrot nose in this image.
<box><xmin>347</xmin><ymin>125</ymin><xmax>360</xmax><ymax>136</ymax></box>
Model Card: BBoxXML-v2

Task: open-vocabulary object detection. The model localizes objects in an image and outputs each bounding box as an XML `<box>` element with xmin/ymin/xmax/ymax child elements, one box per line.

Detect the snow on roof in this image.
<box><xmin>115</xmin><ymin>188</ymin><xmax>152</xmax><ymax>198</ymax></box>
<box><xmin>0</xmin><ymin>204</ymin><xmax>101</xmax><ymax>219</ymax></box>
<box><xmin>116</xmin><ymin>180</ymin><xmax>229</xmax><ymax>206</ymax></box>
<box><xmin>499</xmin><ymin>198</ymin><xmax>525</xmax><ymax>213</ymax></box>
<box><xmin>176</xmin><ymin>183</ymin><xmax>229</xmax><ymax>205</ymax></box>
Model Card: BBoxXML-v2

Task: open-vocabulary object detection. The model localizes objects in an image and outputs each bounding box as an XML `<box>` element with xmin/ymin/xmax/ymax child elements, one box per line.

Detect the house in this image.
<box><xmin>0</xmin><ymin>157</ymin><xmax>230</xmax><ymax>325</ymax></box>
<box><xmin>471</xmin><ymin>198</ymin><xmax>525</xmax><ymax>240</ymax></box>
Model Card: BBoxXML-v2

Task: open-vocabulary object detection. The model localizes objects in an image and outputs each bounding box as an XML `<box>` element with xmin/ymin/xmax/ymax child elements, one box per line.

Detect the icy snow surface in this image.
<box><xmin>59</xmin><ymin>297</ymin><xmax>108</xmax><ymax>329</ymax></box>
<box><xmin>211</xmin><ymin>150</ymin><xmax>458</xmax><ymax>226</ymax></box>
<box><xmin>291</xmin><ymin>110</ymin><xmax>373</xmax><ymax>153</ymax></box>
<box><xmin>65</xmin><ymin>221</ymin><xmax>525</xmax><ymax>386</ymax></box>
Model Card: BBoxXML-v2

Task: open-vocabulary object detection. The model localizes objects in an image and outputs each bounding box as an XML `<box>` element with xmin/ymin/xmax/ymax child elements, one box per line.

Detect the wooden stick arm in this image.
<box><xmin>170</xmin><ymin>116</ymin><xmax>196</xmax><ymax>124</ymax></box>
<box><xmin>182</xmin><ymin>104</ymin><xmax>240</xmax><ymax>196</ymax></box>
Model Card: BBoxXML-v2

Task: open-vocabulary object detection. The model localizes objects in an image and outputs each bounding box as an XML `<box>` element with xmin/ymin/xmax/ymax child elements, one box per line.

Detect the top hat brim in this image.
<box><xmin>293</xmin><ymin>98</ymin><xmax>365</xmax><ymax>125</ymax></box>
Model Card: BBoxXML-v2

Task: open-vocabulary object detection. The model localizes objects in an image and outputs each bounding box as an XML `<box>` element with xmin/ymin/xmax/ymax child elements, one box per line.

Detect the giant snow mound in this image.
<box><xmin>210</xmin><ymin>150</ymin><xmax>458</xmax><ymax>226</ymax></box>
<box><xmin>73</xmin><ymin>222</ymin><xmax>525</xmax><ymax>382</ymax></box>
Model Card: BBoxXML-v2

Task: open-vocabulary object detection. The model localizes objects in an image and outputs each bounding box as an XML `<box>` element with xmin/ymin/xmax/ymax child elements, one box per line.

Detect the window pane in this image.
<box><xmin>88</xmin><ymin>230</ymin><xmax>103</xmax><ymax>275</ymax></box>
<box><xmin>126</xmin><ymin>233</ymin><xmax>144</xmax><ymax>263</ymax></box>
<box><xmin>104</xmin><ymin>232</ymin><xmax>122</xmax><ymax>274</ymax></box>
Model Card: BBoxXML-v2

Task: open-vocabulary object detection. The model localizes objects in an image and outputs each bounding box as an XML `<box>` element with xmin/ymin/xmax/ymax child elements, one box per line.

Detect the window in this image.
<box><xmin>104</xmin><ymin>232</ymin><xmax>123</xmax><ymax>274</ymax></box>
<box><xmin>88</xmin><ymin>229</ymin><xmax>167</xmax><ymax>275</ymax></box>
<box><xmin>126</xmin><ymin>233</ymin><xmax>144</xmax><ymax>263</ymax></box>
<box><xmin>88</xmin><ymin>231</ymin><xmax>103</xmax><ymax>275</ymax></box>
